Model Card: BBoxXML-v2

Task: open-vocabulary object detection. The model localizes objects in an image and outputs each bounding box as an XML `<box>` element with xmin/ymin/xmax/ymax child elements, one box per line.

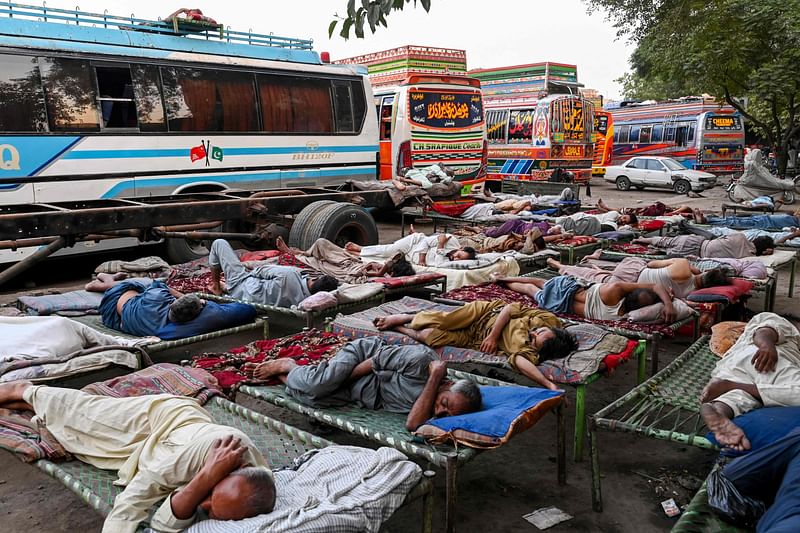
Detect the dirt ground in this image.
<box><xmin>0</xmin><ymin>180</ymin><xmax>795</xmax><ymax>532</ymax></box>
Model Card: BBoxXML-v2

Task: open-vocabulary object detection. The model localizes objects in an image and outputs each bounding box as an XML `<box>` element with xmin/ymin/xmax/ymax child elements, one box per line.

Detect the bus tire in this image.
<box><xmin>300</xmin><ymin>203</ymin><xmax>379</xmax><ymax>249</ymax></box>
<box><xmin>673</xmin><ymin>180</ymin><xmax>691</xmax><ymax>195</ymax></box>
<box><xmin>287</xmin><ymin>200</ymin><xmax>338</xmax><ymax>248</ymax></box>
<box><xmin>615</xmin><ymin>176</ymin><xmax>631</xmax><ymax>191</ymax></box>
<box><xmin>165</xmin><ymin>236</ymin><xmax>212</xmax><ymax>264</ymax></box>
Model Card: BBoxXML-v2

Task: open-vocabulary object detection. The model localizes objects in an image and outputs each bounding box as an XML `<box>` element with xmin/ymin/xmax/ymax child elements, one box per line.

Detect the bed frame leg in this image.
<box><xmin>262</xmin><ymin>320</ymin><xmax>269</xmax><ymax>340</ymax></box>
<box><xmin>649</xmin><ymin>337</ymin><xmax>660</xmax><ymax>376</ymax></box>
<box><xmin>445</xmin><ymin>456</ymin><xmax>458</xmax><ymax>533</ymax></box>
<box><xmin>422</xmin><ymin>476</ymin><xmax>434</xmax><ymax>533</ymax></box>
<box><xmin>557</xmin><ymin>401</ymin><xmax>567</xmax><ymax>483</ymax></box>
<box><xmin>636</xmin><ymin>340</ymin><xmax>647</xmax><ymax>384</ymax></box>
<box><xmin>573</xmin><ymin>385</ymin><xmax>585</xmax><ymax>462</ymax></box>
<box><xmin>589</xmin><ymin>418</ymin><xmax>603</xmax><ymax>512</ymax></box>
<box><xmin>790</xmin><ymin>258</ymin><xmax>796</xmax><ymax>297</ymax></box>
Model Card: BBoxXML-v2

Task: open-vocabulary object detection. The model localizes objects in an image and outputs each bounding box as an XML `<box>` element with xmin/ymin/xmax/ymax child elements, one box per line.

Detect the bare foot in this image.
<box><xmin>344</xmin><ymin>242</ymin><xmax>361</xmax><ymax>253</ymax></box>
<box><xmin>546</xmin><ymin>257</ymin><xmax>562</xmax><ymax>270</ymax></box>
<box><xmin>374</xmin><ymin>313</ymin><xmax>414</xmax><ymax>330</ymax></box>
<box><xmin>275</xmin><ymin>236</ymin><xmax>291</xmax><ymax>254</ymax></box>
<box><xmin>701</xmin><ymin>403</ymin><xmax>751</xmax><ymax>451</ymax></box>
<box><xmin>248</xmin><ymin>359</ymin><xmax>298</xmax><ymax>381</ymax></box>
<box><xmin>700</xmin><ymin>378</ymin><xmax>737</xmax><ymax>403</ymax></box>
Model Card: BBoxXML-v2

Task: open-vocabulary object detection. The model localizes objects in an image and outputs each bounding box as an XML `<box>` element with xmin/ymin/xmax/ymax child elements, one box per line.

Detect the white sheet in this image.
<box><xmin>0</xmin><ymin>349</ymin><xmax>139</xmax><ymax>383</ymax></box>
<box><xmin>741</xmin><ymin>249</ymin><xmax>797</xmax><ymax>269</ymax></box>
<box><xmin>417</xmin><ymin>257</ymin><xmax>521</xmax><ymax>291</ymax></box>
<box><xmin>187</xmin><ymin>445</ymin><xmax>422</xmax><ymax>533</ymax></box>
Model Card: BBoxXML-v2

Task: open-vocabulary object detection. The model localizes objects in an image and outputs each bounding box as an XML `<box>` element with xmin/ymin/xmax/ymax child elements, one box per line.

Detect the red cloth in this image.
<box><xmin>558</xmin><ymin>236</ymin><xmax>597</xmax><ymax>246</ymax></box>
<box><xmin>609</xmin><ymin>243</ymin><xmax>652</xmax><ymax>254</ymax></box>
<box><xmin>191</xmin><ymin>330</ymin><xmax>349</xmax><ymax>392</ymax></box>
<box><xmin>431</xmin><ymin>199</ymin><xmax>475</xmax><ymax>217</ymax></box>
<box><xmin>603</xmin><ymin>339</ymin><xmax>638</xmax><ymax>371</ymax></box>
<box><xmin>240</xmin><ymin>250</ymin><xmax>281</xmax><ymax>262</ymax></box>
<box><xmin>637</xmin><ymin>219</ymin><xmax>666</xmax><ymax>232</ymax></box>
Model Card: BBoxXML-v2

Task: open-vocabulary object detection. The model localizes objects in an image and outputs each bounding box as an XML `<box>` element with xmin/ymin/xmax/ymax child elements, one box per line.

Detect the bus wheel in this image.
<box><xmin>615</xmin><ymin>176</ymin><xmax>631</xmax><ymax>191</ymax></box>
<box><xmin>673</xmin><ymin>180</ymin><xmax>691</xmax><ymax>195</ymax></box>
<box><xmin>165</xmin><ymin>235</ymin><xmax>212</xmax><ymax>264</ymax></box>
<box><xmin>301</xmin><ymin>203</ymin><xmax>379</xmax><ymax>249</ymax></box>
<box><xmin>287</xmin><ymin>200</ymin><xmax>338</xmax><ymax>248</ymax></box>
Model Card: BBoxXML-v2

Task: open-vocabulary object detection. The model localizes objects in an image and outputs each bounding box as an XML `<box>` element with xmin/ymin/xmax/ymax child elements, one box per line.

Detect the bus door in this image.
<box><xmin>378</xmin><ymin>95</ymin><xmax>394</xmax><ymax>179</ymax></box>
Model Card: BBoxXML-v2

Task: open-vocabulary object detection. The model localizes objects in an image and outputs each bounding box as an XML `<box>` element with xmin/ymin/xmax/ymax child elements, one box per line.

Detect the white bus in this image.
<box><xmin>0</xmin><ymin>3</ymin><xmax>378</xmax><ymax>262</ymax></box>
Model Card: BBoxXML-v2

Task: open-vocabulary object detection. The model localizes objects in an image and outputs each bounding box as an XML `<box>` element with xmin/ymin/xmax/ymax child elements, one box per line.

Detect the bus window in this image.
<box><xmin>333</xmin><ymin>81</ymin><xmax>354</xmax><ymax>132</ymax></box>
<box><xmin>0</xmin><ymin>54</ymin><xmax>47</xmax><ymax>132</ymax></box>
<box><xmin>486</xmin><ymin>109</ymin><xmax>508</xmax><ymax>144</ymax></box>
<box><xmin>380</xmin><ymin>96</ymin><xmax>394</xmax><ymax>140</ymax></box>
<box><xmin>350</xmin><ymin>81</ymin><xmax>367</xmax><ymax>133</ymax></box>
<box><xmin>665</xmin><ymin>125</ymin><xmax>675</xmax><ymax>141</ymax></box>
<box><xmin>688</xmin><ymin>123</ymin><xmax>696</xmax><ymax>143</ymax></box>
<box><xmin>652</xmin><ymin>124</ymin><xmax>664</xmax><ymax>142</ymax></box>
<box><xmin>629</xmin><ymin>125</ymin><xmax>640</xmax><ymax>143</ymax></box>
<box><xmin>131</xmin><ymin>64</ymin><xmax>166</xmax><ymax>132</ymax></box>
<box><xmin>508</xmin><ymin>109</ymin><xmax>534</xmax><ymax>144</ymax></box>
<box><xmin>675</xmin><ymin>124</ymin><xmax>689</xmax><ymax>147</ymax></box>
<box><xmin>257</xmin><ymin>74</ymin><xmax>333</xmax><ymax>133</ymax></box>
<box><xmin>40</xmin><ymin>57</ymin><xmax>100</xmax><ymax>132</ymax></box>
<box><xmin>95</xmin><ymin>65</ymin><xmax>138</xmax><ymax>129</ymax></box>
<box><xmin>639</xmin><ymin>126</ymin><xmax>652</xmax><ymax>143</ymax></box>
<box><xmin>617</xmin><ymin>125</ymin><xmax>630</xmax><ymax>143</ymax></box>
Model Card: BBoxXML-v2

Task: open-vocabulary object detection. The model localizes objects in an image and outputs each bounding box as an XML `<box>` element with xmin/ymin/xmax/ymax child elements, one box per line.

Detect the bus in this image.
<box><xmin>373</xmin><ymin>75</ymin><xmax>487</xmax><ymax>188</ymax></box>
<box><xmin>0</xmin><ymin>3</ymin><xmax>378</xmax><ymax>263</ymax></box>
<box><xmin>608</xmin><ymin>98</ymin><xmax>744</xmax><ymax>175</ymax></box>
<box><xmin>592</xmin><ymin>110</ymin><xmax>613</xmax><ymax>176</ymax></box>
<box><xmin>484</xmin><ymin>95</ymin><xmax>595</xmax><ymax>183</ymax></box>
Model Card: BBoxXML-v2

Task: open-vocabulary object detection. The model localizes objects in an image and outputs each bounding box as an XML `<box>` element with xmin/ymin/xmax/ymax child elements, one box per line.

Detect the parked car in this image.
<box><xmin>604</xmin><ymin>156</ymin><xmax>717</xmax><ymax>194</ymax></box>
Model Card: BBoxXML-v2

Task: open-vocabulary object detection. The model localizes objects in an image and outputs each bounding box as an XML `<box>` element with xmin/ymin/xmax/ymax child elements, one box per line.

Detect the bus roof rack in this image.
<box><xmin>0</xmin><ymin>2</ymin><xmax>319</xmax><ymax>62</ymax></box>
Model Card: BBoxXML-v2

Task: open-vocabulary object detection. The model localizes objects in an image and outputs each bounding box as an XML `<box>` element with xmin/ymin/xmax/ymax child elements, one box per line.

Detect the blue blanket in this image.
<box><xmin>706</xmin><ymin>214</ymin><xmax>800</xmax><ymax>229</ymax></box>
<box><xmin>426</xmin><ymin>386</ymin><xmax>563</xmax><ymax>438</ymax></box>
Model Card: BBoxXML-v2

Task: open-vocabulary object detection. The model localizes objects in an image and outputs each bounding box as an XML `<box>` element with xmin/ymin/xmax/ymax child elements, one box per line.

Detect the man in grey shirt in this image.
<box><xmin>245</xmin><ymin>336</ymin><xmax>482</xmax><ymax>430</ymax></box>
<box><xmin>209</xmin><ymin>239</ymin><xmax>338</xmax><ymax>307</ymax></box>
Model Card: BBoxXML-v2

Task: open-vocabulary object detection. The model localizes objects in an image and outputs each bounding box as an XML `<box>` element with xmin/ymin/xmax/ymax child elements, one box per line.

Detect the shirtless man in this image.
<box><xmin>498</xmin><ymin>275</ymin><xmax>678</xmax><ymax>323</ymax></box>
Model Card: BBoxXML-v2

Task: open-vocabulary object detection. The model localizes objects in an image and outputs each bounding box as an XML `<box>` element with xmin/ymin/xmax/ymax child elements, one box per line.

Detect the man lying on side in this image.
<box><xmin>0</xmin><ymin>381</ymin><xmax>275</xmax><ymax>533</ymax></box>
<box><xmin>246</xmin><ymin>337</ymin><xmax>482</xmax><ymax>431</ymax></box>
<box><xmin>700</xmin><ymin>312</ymin><xmax>800</xmax><ymax>452</ymax></box>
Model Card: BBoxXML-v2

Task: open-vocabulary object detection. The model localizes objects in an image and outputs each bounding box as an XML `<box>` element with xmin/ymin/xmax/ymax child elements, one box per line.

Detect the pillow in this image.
<box><xmin>687</xmin><ymin>278</ymin><xmax>753</xmax><ymax>304</ymax></box>
<box><xmin>738</xmin><ymin>261</ymin><xmax>768</xmax><ymax>280</ymax></box>
<box><xmin>333</xmin><ymin>282</ymin><xmax>384</xmax><ymax>303</ymax></box>
<box><xmin>156</xmin><ymin>301</ymin><xmax>257</xmax><ymax>340</ymax></box>
<box><xmin>709</xmin><ymin>321</ymin><xmax>747</xmax><ymax>357</ymax></box>
<box><xmin>413</xmin><ymin>386</ymin><xmax>563</xmax><ymax>449</ymax></box>
<box><xmin>437</xmin><ymin>258</ymin><xmax>499</xmax><ymax>270</ymax></box>
<box><xmin>624</xmin><ymin>298</ymin><xmax>695</xmax><ymax>323</ymax></box>
<box><xmin>706</xmin><ymin>406</ymin><xmax>800</xmax><ymax>457</ymax></box>
<box><xmin>298</xmin><ymin>291</ymin><xmax>338</xmax><ymax>311</ymax></box>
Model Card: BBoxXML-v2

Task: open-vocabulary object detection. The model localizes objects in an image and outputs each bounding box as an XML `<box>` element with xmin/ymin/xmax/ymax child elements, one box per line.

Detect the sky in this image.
<box><xmin>34</xmin><ymin>0</ymin><xmax>635</xmax><ymax>99</ymax></box>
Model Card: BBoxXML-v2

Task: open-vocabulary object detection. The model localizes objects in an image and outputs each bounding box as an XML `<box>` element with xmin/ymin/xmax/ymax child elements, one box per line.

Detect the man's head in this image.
<box><xmin>309</xmin><ymin>275</ymin><xmax>339</xmax><ymax>294</ymax></box>
<box><xmin>447</xmin><ymin>246</ymin><xmax>478</xmax><ymax>261</ymax></box>
<box><xmin>622</xmin><ymin>288</ymin><xmax>660</xmax><ymax>313</ymax></box>
<box><xmin>698</xmin><ymin>268</ymin><xmax>732</xmax><ymax>289</ymax></box>
<box><xmin>433</xmin><ymin>379</ymin><xmax>482</xmax><ymax>418</ymax></box>
<box><xmin>530</xmin><ymin>327</ymin><xmax>578</xmax><ymax>362</ymax></box>
<box><xmin>389</xmin><ymin>257</ymin><xmax>416</xmax><ymax>277</ymax></box>
<box><xmin>200</xmin><ymin>466</ymin><xmax>276</xmax><ymax>521</ymax></box>
<box><xmin>619</xmin><ymin>213</ymin><xmax>639</xmax><ymax>227</ymax></box>
<box><xmin>168</xmin><ymin>294</ymin><xmax>205</xmax><ymax>324</ymax></box>
<box><xmin>753</xmin><ymin>236</ymin><xmax>775</xmax><ymax>256</ymax></box>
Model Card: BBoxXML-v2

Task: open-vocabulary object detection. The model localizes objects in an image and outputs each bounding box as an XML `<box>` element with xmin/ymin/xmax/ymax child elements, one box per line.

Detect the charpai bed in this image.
<box><xmin>237</xmin><ymin>368</ymin><xmax>565</xmax><ymax>533</ymax></box>
<box><xmin>327</xmin><ymin>296</ymin><xmax>645</xmax><ymax>462</ymax></box>
<box><xmin>36</xmin><ymin>396</ymin><xmax>435</xmax><ymax>533</ymax></box>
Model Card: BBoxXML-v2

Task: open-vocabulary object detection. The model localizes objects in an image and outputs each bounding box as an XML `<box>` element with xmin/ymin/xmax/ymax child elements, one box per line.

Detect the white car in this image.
<box><xmin>604</xmin><ymin>156</ymin><xmax>717</xmax><ymax>194</ymax></box>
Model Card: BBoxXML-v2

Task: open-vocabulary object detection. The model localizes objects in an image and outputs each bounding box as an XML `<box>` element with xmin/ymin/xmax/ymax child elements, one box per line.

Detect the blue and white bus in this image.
<box><xmin>0</xmin><ymin>3</ymin><xmax>378</xmax><ymax>262</ymax></box>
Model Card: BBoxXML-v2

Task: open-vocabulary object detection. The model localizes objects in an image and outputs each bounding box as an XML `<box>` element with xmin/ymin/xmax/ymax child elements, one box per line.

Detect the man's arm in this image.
<box><xmin>406</xmin><ymin>361</ymin><xmax>448</xmax><ymax>431</ymax></box>
<box><xmin>513</xmin><ymin>355</ymin><xmax>559</xmax><ymax>391</ymax></box>
<box><xmin>347</xmin><ymin>357</ymin><xmax>374</xmax><ymax>383</ymax></box>
<box><xmin>169</xmin><ymin>436</ymin><xmax>247</xmax><ymax>519</ymax></box>
<box><xmin>437</xmin><ymin>234</ymin><xmax>453</xmax><ymax>249</ymax></box>
<box><xmin>480</xmin><ymin>304</ymin><xmax>514</xmax><ymax>354</ymax></box>
<box><xmin>751</xmin><ymin>326</ymin><xmax>779</xmax><ymax>373</ymax></box>
<box><xmin>607</xmin><ymin>282</ymin><xmax>677</xmax><ymax>322</ymax></box>
<box><xmin>210</xmin><ymin>266</ymin><xmax>224</xmax><ymax>296</ymax></box>
<box><xmin>775</xmin><ymin>229</ymin><xmax>800</xmax><ymax>245</ymax></box>
<box><xmin>167</xmin><ymin>287</ymin><xmax>185</xmax><ymax>299</ymax></box>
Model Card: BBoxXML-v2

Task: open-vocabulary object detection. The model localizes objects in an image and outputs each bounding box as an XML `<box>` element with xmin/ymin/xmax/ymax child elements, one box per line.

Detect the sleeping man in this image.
<box><xmin>245</xmin><ymin>336</ymin><xmax>482</xmax><ymax>430</ymax></box>
<box><xmin>0</xmin><ymin>380</ymin><xmax>275</xmax><ymax>533</ymax></box>
<box><xmin>345</xmin><ymin>226</ymin><xmax>477</xmax><ymax>267</ymax></box>
<box><xmin>700</xmin><ymin>312</ymin><xmax>800</xmax><ymax>452</ymax></box>
<box><xmin>87</xmin><ymin>273</ymin><xmax>256</xmax><ymax>340</ymax></box>
<box><xmin>633</xmin><ymin>232</ymin><xmax>775</xmax><ymax>258</ymax></box>
<box><xmin>498</xmin><ymin>275</ymin><xmax>678</xmax><ymax>323</ymax></box>
<box><xmin>372</xmin><ymin>301</ymin><xmax>577</xmax><ymax>391</ymax></box>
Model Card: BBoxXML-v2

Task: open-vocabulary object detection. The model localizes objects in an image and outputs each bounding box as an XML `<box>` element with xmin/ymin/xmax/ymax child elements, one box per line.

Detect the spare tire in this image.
<box><xmin>287</xmin><ymin>200</ymin><xmax>337</xmax><ymax>248</ymax></box>
<box><xmin>299</xmin><ymin>203</ymin><xmax>378</xmax><ymax>250</ymax></box>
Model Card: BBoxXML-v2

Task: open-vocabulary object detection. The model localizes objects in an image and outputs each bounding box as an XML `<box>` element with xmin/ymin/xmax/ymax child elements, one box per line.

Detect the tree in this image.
<box><xmin>329</xmin><ymin>0</ymin><xmax>431</xmax><ymax>39</ymax></box>
<box><xmin>589</xmin><ymin>0</ymin><xmax>800</xmax><ymax>174</ymax></box>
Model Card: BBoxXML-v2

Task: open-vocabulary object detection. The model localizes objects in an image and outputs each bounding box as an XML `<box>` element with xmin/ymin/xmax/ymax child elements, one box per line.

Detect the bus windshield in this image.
<box><xmin>408</xmin><ymin>90</ymin><xmax>483</xmax><ymax>128</ymax></box>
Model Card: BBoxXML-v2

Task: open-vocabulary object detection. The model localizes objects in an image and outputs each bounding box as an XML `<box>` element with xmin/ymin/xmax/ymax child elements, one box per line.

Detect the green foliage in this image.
<box><xmin>329</xmin><ymin>0</ymin><xmax>431</xmax><ymax>39</ymax></box>
<box><xmin>589</xmin><ymin>0</ymin><xmax>800</xmax><ymax>173</ymax></box>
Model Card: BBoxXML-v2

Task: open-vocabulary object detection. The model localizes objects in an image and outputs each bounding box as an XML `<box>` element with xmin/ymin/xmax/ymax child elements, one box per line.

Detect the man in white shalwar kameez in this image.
<box><xmin>700</xmin><ymin>312</ymin><xmax>800</xmax><ymax>452</ymax></box>
<box><xmin>345</xmin><ymin>225</ymin><xmax>476</xmax><ymax>267</ymax></box>
<box><xmin>0</xmin><ymin>382</ymin><xmax>275</xmax><ymax>533</ymax></box>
